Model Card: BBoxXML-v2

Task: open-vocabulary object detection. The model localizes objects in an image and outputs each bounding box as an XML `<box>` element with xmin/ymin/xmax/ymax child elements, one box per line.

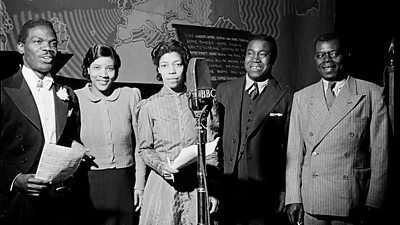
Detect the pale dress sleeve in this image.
<box><xmin>136</xmin><ymin>100</ymin><xmax>167</xmax><ymax>176</ymax></box>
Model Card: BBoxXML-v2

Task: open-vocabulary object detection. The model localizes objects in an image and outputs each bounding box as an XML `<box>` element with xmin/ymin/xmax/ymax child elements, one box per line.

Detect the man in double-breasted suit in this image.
<box><xmin>0</xmin><ymin>19</ymin><xmax>86</xmax><ymax>225</ymax></box>
<box><xmin>285</xmin><ymin>33</ymin><xmax>389</xmax><ymax>225</ymax></box>
<box><xmin>216</xmin><ymin>34</ymin><xmax>292</xmax><ymax>225</ymax></box>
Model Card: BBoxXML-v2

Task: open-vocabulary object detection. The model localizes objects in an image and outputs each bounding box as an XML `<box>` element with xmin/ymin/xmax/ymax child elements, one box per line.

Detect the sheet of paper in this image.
<box><xmin>171</xmin><ymin>137</ymin><xmax>219</xmax><ymax>169</ymax></box>
<box><xmin>35</xmin><ymin>143</ymin><xmax>84</xmax><ymax>183</ymax></box>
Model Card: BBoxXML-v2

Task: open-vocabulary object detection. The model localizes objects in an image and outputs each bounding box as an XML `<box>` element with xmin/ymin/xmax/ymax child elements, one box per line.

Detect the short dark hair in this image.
<box><xmin>81</xmin><ymin>44</ymin><xmax>121</xmax><ymax>80</ymax></box>
<box><xmin>314</xmin><ymin>32</ymin><xmax>348</xmax><ymax>53</ymax></box>
<box><xmin>247</xmin><ymin>34</ymin><xmax>278</xmax><ymax>65</ymax></box>
<box><xmin>18</xmin><ymin>18</ymin><xmax>57</xmax><ymax>44</ymax></box>
<box><xmin>151</xmin><ymin>39</ymin><xmax>191</xmax><ymax>81</ymax></box>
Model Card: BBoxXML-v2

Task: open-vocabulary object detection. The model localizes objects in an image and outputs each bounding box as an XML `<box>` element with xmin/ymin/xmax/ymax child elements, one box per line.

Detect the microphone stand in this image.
<box><xmin>189</xmin><ymin>93</ymin><xmax>214</xmax><ymax>225</ymax></box>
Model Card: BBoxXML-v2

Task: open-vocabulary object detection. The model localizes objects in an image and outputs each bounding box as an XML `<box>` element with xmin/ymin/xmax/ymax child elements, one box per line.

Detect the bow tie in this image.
<box><xmin>37</xmin><ymin>77</ymin><xmax>54</xmax><ymax>91</ymax></box>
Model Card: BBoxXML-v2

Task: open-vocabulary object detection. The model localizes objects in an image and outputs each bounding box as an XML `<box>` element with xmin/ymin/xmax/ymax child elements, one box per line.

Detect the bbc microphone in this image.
<box><xmin>185</xmin><ymin>57</ymin><xmax>214</xmax><ymax>225</ymax></box>
<box><xmin>186</xmin><ymin>57</ymin><xmax>216</xmax><ymax>111</ymax></box>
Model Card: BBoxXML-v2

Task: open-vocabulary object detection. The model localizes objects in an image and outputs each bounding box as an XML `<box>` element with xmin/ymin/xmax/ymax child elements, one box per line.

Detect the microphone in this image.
<box><xmin>186</xmin><ymin>58</ymin><xmax>216</xmax><ymax>111</ymax></box>
<box><xmin>186</xmin><ymin>57</ymin><xmax>214</xmax><ymax>224</ymax></box>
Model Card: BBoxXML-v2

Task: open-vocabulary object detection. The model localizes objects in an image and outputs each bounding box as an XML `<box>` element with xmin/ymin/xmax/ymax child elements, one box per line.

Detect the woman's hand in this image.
<box><xmin>209</xmin><ymin>196</ymin><xmax>219</xmax><ymax>214</ymax></box>
<box><xmin>206</xmin><ymin>151</ymin><xmax>218</xmax><ymax>167</ymax></box>
<box><xmin>162</xmin><ymin>162</ymin><xmax>179</xmax><ymax>181</ymax></box>
<box><xmin>134</xmin><ymin>189</ymin><xmax>144</xmax><ymax>211</ymax></box>
<box><xmin>205</xmin><ymin>137</ymin><xmax>220</xmax><ymax>167</ymax></box>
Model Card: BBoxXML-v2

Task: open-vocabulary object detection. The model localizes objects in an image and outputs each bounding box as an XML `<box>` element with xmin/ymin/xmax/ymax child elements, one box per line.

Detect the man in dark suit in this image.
<box><xmin>216</xmin><ymin>34</ymin><xmax>292</xmax><ymax>224</ymax></box>
<box><xmin>0</xmin><ymin>18</ymin><xmax>86</xmax><ymax>225</ymax></box>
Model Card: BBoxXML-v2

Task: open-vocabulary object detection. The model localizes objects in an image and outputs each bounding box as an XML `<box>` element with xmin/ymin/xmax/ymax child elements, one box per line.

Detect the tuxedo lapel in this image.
<box><xmin>248</xmin><ymin>79</ymin><xmax>287</xmax><ymax>136</ymax></box>
<box><xmin>53</xmin><ymin>84</ymin><xmax>69</xmax><ymax>142</ymax></box>
<box><xmin>314</xmin><ymin>76</ymin><xmax>364</xmax><ymax>146</ymax></box>
<box><xmin>3</xmin><ymin>71</ymin><xmax>42</xmax><ymax>132</ymax></box>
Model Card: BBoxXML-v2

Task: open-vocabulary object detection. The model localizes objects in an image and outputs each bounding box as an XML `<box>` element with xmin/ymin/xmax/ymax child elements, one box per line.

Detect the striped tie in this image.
<box><xmin>249</xmin><ymin>82</ymin><xmax>259</xmax><ymax>99</ymax></box>
<box><xmin>326</xmin><ymin>81</ymin><xmax>336</xmax><ymax>110</ymax></box>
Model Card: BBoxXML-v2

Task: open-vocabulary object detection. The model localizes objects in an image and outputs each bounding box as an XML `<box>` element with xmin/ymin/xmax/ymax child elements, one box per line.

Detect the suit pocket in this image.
<box><xmin>348</xmin><ymin>117</ymin><xmax>369</xmax><ymax>144</ymax></box>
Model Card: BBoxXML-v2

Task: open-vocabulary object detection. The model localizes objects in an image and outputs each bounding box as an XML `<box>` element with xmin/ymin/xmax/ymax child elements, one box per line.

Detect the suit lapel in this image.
<box><xmin>228</xmin><ymin>77</ymin><xmax>245</xmax><ymax>137</ymax></box>
<box><xmin>314</xmin><ymin>76</ymin><xmax>364</xmax><ymax>146</ymax></box>
<box><xmin>53</xmin><ymin>84</ymin><xmax>69</xmax><ymax>142</ymax></box>
<box><xmin>248</xmin><ymin>78</ymin><xmax>287</xmax><ymax>137</ymax></box>
<box><xmin>307</xmin><ymin>81</ymin><xmax>329</xmax><ymax>128</ymax></box>
<box><xmin>4</xmin><ymin>71</ymin><xmax>42</xmax><ymax>132</ymax></box>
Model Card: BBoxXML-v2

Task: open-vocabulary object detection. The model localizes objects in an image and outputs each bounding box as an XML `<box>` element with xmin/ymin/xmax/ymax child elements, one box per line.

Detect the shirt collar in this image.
<box><xmin>83</xmin><ymin>83</ymin><xmax>121</xmax><ymax>102</ymax></box>
<box><xmin>322</xmin><ymin>76</ymin><xmax>347</xmax><ymax>94</ymax></box>
<box><xmin>22</xmin><ymin>65</ymin><xmax>52</xmax><ymax>91</ymax></box>
<box><xmin>245</xmin><ymin>73</ymin><xmax>269</xmax><ymax>93</ymax></box>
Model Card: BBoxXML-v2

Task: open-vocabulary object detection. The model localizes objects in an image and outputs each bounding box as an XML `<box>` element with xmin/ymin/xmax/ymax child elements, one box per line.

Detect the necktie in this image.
<box><xmin>37</xmin><ymin>77</ymin><xmax>54</xmax><ymax>91</ymax></box>
<box><xmin>249</xmin><ymin>82</ymin><xmax>259</xmax><ymax>99</ymax></box>
<box><xmin>326</xmin><ymin>81</ymin><xmax>336</xmax><ymax>110</ymax></box>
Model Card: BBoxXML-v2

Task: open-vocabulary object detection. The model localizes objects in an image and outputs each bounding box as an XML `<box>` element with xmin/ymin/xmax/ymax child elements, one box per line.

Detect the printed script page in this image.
<box><xmin>35</xmin><ymin>143</ymin><xmax>84</xmax><ymax>183</ymax></box>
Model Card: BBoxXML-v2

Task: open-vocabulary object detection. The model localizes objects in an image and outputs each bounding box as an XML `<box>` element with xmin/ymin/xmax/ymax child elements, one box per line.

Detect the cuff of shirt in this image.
<box><xmin>10</xmin><ymin>173</ymin><xmax>22</xmax><ymax>191</ymax></box>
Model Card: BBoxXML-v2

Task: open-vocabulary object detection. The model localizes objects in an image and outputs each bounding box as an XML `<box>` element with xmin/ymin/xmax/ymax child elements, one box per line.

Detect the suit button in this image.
<box><xmin>309</xmin><ymin>132</ymin><xmax>313</xmax><ymax>137</ymax></box>
<box><xmin>343</xmin><ymin>175</ymin><xmax>349</xmax><ymax>180</ymax></box>
<box><xmin>232</xmin><ymin>139</ymin><xmax>236</xmax><ymax>143</ymax></box>
<box><xmin>0</xmin><ymin>209</ymin><xmax>8</xmax><ymax>218</ymax></box>
<box><xmin>348</xmin><ymin>132</ymin><xmax>355</xmax><ymax>137</ymax></box>
<box><xmin>344</xmin><ymin>153</ymin><xmax>350</xmax><ymax>158</ymax></box>
<box><xmin>16</xmin><ymin>133</ymin><xmax>22</xmax><ymax>138</ymax></box>
<box><xmin>230</xmin><ymin>157</ymin><xmax>233</xmax><ymax>161</ymax></box>
<box><xmin>20</xmin><ymin>146</ymin><xmax>25</xmax><ymax>152</ymax></box>
<box><xmin>312</xmin><ymin>172</ymin><xmax>318</xmax><ymax>178</ymax></box>
<box><xmin>21</xmin><ymin>158</ymin><xmax>28</xmax><ymax>163</ymax></box>
<box><xmin>312</xmin><ymin>152</ymin><xmax>318</xmax><ymax>157</ymax></box>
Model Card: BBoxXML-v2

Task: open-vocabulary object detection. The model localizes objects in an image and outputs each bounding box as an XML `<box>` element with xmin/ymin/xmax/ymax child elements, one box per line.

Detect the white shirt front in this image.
<box><xmin>22</xmin><ymin>66</ymin><xmax>56</xmax><ymax>144</ymax></box>
<box><xmin>322</xmin><ymin>77</ymin><xmax>347</xmax><ymax>97</ymax></box>
<box><xmin>245</xmin><ymin>73</ymin><xmax>269</xmax><ymax>94</ymax></box>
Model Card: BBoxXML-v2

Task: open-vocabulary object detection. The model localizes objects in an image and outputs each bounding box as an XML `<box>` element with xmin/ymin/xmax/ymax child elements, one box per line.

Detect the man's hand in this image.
<box><xmin>276</xmin><ymin>191</ymin><xmax>286</xmax><ymax>214</ymax></box>
<box><xmin>134</xmin><ymin>189</ymin><xmax>144</xmax><ymax>211</ymax></box>
<box><xmin>286</xmin><ymin>203</ymin><xmax>304</xmax><ymax>225</ymax></box>
<box><xmin>209</xmin><ymin>196</ymin><xmax>219</xmax><ymax>214</ymax></box>
<box><xmin>14</xmin><ymin>174</ymin><xmax>50</xmax><ymax>196</ymax></box>
<box><xmin>361</xmin><ymin>206</ymin><xmax>380</xmax><ymax>224</ymax></box>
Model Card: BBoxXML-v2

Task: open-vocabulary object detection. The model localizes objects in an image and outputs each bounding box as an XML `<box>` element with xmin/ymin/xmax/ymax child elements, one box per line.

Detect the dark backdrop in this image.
<box><xmin>335</xmin><ymin>1</ymin><xmax>395</xmax><ymax>87</ymax></box>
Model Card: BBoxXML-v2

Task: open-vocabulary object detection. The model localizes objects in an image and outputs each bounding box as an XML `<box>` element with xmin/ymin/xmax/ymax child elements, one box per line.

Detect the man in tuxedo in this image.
<box><xmin>0</xmin><ymin>18</ymin><xmax>86</xmax><ymax>225</ymax></box>
<box><xmin>216</xmin><ymin>34</ymin><xmax>292</xmax><ymax>224</ymax></box>
<box><xmin>285</xmin><ymin>33</ymin><xmax>390</xmax><ymax>225</ymax></box>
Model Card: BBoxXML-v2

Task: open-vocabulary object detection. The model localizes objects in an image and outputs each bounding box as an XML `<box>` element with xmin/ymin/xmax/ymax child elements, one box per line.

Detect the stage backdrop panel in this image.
<box><xmin>173</xmin><ymin>24</ymin><xmax>250</xmax><ymax>88</ymax></box>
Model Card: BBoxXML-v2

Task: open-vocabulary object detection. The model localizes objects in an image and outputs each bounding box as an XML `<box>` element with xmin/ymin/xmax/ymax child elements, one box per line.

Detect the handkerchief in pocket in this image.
<box><xmin>269</xmin><ymin>112</ymin><xmax>283</xmax><ymax>117</ymax></box>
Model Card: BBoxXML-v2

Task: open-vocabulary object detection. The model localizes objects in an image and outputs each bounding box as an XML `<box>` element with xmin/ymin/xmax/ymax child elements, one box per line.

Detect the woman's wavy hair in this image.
<box><xmin>81</xmin><ymin>44</ymin><xmax>121</xmax><ymax>80</ymax></box>
<box><xmin>151</xmin><ymin>39</ymin><xmax>191</xmax><ymax>81</ymax></box>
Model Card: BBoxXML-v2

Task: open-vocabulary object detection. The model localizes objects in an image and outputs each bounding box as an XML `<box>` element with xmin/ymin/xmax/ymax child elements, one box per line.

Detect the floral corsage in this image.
<box><xmin>56</xmin><ymin>87</ymin><xmax>70</xmax><ymax>101</ymax></box>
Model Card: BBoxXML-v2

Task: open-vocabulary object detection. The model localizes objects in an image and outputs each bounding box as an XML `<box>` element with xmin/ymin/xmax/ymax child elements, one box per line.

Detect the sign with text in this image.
<box><xmin>173</xmin><ymin>24</ymin><xmax>250</xmax><ymax>88</ymax></box>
